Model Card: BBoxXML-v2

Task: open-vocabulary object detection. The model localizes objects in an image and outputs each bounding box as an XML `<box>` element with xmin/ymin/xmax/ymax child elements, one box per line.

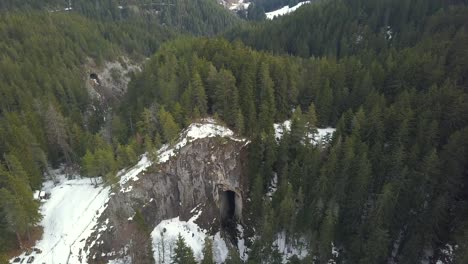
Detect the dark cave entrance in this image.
<box><xmin>90</xmin><ymin>73</ymin><xmax>100</xmax><ymax>85</ymax></box>
<box><xmin>221</xmin><ymin>190</ymin><xmax>236</xmax><ymax>227</ymax></box>
<box><xmin>219</xmin><ymin>188</ymin><xmax>242</xmax><ymax>243</ymax></box>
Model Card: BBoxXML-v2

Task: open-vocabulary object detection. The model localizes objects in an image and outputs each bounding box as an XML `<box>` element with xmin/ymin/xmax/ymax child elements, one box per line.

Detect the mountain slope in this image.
<box><xmin>227</xmin><ymin>0</ymin><xmax>464</xmax><ymax>58</ymax></box>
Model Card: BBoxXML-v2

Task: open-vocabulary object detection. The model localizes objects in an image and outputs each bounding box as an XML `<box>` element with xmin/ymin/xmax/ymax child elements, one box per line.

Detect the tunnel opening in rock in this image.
<box><xmin>219</xmin><ymin>188</ymin><xmax>242</xmax><ymax>243</ymax></box>
<box><xmin>90</xmin><ymin>73</ymin><xmax>100</xmax><ymax>85</ymax></box>
<box><xmin>221</xmin><ymin>190</ymin><xmax>236</xmax><ymax>226</ymax></box>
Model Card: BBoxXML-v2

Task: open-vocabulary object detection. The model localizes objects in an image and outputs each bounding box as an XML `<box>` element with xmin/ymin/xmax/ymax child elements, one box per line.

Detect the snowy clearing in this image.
<box><xmin>151</xmin><ymin>207</ymin><xmax>229</xmax><ymax>264</ymax></box>
<box><xmin>266</xmin><ymin>1</ymin><xmax>310</xmax><ymax>19</ymax></box>
<box><xmin>10</xmin><ymin>175</ymin><xmax>110</xmax><ymax>264</ymax></box>
<box><xmin>274</xmin><ymin>120</ymin><xmax>335</xmax><ymax>144</ymax></box>
<box><xmin>273</xmin><ymin>232</ymin><xmax>309</xmax><ymax>263</ymax></box>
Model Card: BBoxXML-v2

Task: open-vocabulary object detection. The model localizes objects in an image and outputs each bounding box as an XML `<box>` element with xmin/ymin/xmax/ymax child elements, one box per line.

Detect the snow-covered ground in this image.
<box><xmin>151</xmin><ymin>206</ymin><xmax>229</xmax><ymax>264</ymax></box>
<box><xmin>273</xmin><ymin>232</ymin><xmax>309</xmax><ymax>263</ymax></box>
<box><xmin>11</xmin><ymin>119</ymin><xmax>244</xmax><ymax>264</ymax></box>
<box><xmin>118</xmin><ymin>154</ymin><xmax>152</xmax><ymax>193</ymax></box>
<box><xmin>10</xmin><ymin>174</ymin><xmax>110</xmax><ymax>264</ymax></box>
<box><xmin>274</xmin><ymin>120</ymin><xmax>335</xmax><ymax>144</ymax></box>
<box><xmin>266</xmin><ymin>1</ymin><xmax>310</xmax><ymax>19</ymax></box>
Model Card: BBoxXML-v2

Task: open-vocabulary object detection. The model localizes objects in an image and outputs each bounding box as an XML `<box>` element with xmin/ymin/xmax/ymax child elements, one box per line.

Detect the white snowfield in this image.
<box><xmin>266</xmin><ymin>1</ymin><xmax>311</xmax><ymax>19</ymax></box>
<box><xmin>274</xmin><ymin>120</ymin><xmax>336</xmax><ymax>144</ymax></box>
<box><xmin>11</xmin><ymin>119</ymin><xmax>244</xmax><ymax>264</ymax></box>
<box><xmin>10</xmin><ymin>175</ymin><xmax>110</xmax><ymax>264</ymax></box>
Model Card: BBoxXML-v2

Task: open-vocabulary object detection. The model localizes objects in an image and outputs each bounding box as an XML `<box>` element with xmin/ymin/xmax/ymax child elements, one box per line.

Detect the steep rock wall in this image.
<box><xmin>87</xmin><ymin>135</ymin><xmax>249</xmax><ymax>263</ymax></box>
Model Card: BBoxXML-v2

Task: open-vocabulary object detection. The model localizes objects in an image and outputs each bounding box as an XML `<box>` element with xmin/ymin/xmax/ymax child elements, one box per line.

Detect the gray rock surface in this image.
<box><xmin>87</xmin><ymin>135</ymin><xmax>249</xmax><ymax>263</ymax></box>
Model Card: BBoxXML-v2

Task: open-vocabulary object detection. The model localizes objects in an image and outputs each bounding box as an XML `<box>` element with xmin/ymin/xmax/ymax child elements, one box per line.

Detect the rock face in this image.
<box><xmin>87</xmin><ymin>131</ymin><xmax>249</xmax><ymax>263</ymax></box>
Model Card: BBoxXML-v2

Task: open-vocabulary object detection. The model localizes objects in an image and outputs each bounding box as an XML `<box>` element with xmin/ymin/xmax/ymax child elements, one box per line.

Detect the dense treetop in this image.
<box><xmin>0</xmin><ymin>0</ymin><xmax>467</xmax><ymax>262</ymax></box>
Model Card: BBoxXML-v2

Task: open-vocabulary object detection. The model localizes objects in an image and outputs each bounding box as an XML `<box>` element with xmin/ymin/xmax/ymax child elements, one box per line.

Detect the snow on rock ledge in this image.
<box><xmin>158</xmin><ymin>118</ymin><xmax>245</xmax><ymax>164</ymax></box>
<box><xmin>119</xmin><ymin>118</ymin><xmax>245</xmax><ymax>192</ymax></box>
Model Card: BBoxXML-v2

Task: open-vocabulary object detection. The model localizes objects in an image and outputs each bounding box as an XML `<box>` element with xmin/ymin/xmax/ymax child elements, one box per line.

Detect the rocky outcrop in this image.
<box><xmin>86</xmin><ymin>126</ymin><xmax>249</xmax><ymax>263</ymax></box>
<box><xmin>85</xmin><ymin>57</ymin><xmax>141</xmax><ymax>102</ymax></box>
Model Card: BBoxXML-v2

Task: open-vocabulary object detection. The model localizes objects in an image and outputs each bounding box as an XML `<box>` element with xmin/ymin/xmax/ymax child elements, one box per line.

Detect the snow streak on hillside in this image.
<box><xmin>10</xmin><ymin>175</ymin><xmax>110</xmax><ymax>264</ymax></box>
<box><xmin>158</xmin><ymin>118</ymin><xmax>244</xmax><ymax>163</ymax></box>
<box><xmin>266</xmin><ymin>1</ymin><xmax>310</xmax><ymax>19</ymax></box>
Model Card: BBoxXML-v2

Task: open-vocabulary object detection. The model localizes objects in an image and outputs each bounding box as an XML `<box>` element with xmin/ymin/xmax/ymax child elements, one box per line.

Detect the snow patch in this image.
<box><xmin>118</xmin><ymin>154</ymin><xmax>151</xmax><ymax>186</ymax></box>
<box><xmin>152</xmin><ymin>212</ymin><xmax>206</xmax><ymax>263</ymax></box>
<box><xmin>213</xmin><ymin>232</ymin><xmax>229</xmax><ymax>263</ymax></box>
<box><xmin>151</xmin><ymin>206</ymin><xmax>229</xmax><ymax>264</ymax></box>
<box><xmin>267</xmin><ymin>173</ymin><xmax>278</xmax><ymax>199</ymax></box>
<box><xmin>273</xmin><ymin>232</ymin><xmax>309</xmax><ymax>263</ymax></box>
<box><xmin>237</xmin><ymin>224</ymin><xmax>248</xmax><ymax>261</ymax></box>
<box><xmin>11</xmin><ymin>174</ymin><xmax>110</xmax><ymax>264</ymax></box>
<box><xmin>386</xmin><ymin>26</ymin><xmax>393</xmax><ymax>40</ymax></box>
<box><xmin>274</xmin><ymin>120</ymin><xmax>335</xmax><ymax>144</ymax></box>
<box><xmin>158</xmin><ymin>118</ymin><xmax>245</xmax><ymax>164</ymax></box>
<box><xmin>266</xmin><ymin>1</ymin><xmax>310</xmax><ymax>19</ymax></box>
<box><xmin>227</xmin><ymin>0</ymin><xmax>251</xmax><ymax>10</ymax></box>
<box><xmin>108</xmin><ymin>256</ymin><xmax>132</xmax><ymax>264</ymax></box>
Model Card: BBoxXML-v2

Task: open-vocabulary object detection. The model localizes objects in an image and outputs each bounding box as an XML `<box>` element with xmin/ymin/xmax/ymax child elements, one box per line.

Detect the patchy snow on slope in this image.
<box><xmin>108</xmin><ymin>256</ymin><xmax>132</xmax><ymax>264</ymax></box>
<box><xmin>266</xmin><ymin>173</ymin><xmax>278</xmax><ymax>199</ymax></box>
<box><xmin>274</xmin><ymin>120</ymin><xmax>335</xmax><ymax>144</ymax></box>
<box><xmin>227</xmin><ymin>0</ymin><xmax>251</xmax><ymax>10</ymax></box>
<box><xmin>158</xmin><ymin>118</ymin><xmax>244</xmax><ymax>164</ymax></box>
<box><xmin>266</xmin><ymin>1</ymin><xmax>310</xmax><ymax>19</ymax></box>
<box><xmin>152</xmin><ymin>210</ymin><xmax>206</xmax><ymax>263</ymax></box>
<box><xmin>237</xmin><ymin>224</ymin><xmax>249</xmax><ymax>261</ymax></box>
<box><xmin>10</xmin><ymin>174</ymin><xmax>110</xmax><ymax>264</ymax></box>
<box><xmin>213</xmin><ymin>232</ymin><xmax>229</xmax><ymax>263</ymax></box>
<box><xmin>119</xmin><ymin>154</ymin><xmax>151</xmax><ymax>186</ymax></box>
<box><xmin>152</xmin><ymin>206</ymin><xmax>230</xmax><ymax>264</ymax></box>
<box><xmin>273</xmin><ymin>232</ymin><xmax>309</xmax><ymax>263</ymax></box>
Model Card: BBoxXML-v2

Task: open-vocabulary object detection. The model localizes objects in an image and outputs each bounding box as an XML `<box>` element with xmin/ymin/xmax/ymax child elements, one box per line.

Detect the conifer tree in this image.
<box><xmin>201</xmin><ymin>237</ymin><xmax>214</xmax><ymax>264</ymax></box>
<box><xmin>158</xmin><ymin>107</ymin><xmax>180</xmax><ymax>143</ymax></box>
<box><xmin>191</xmin><ymin>72</ymin><xmax>208</xmax><ymax>116</ymax></box>
<box><xmin>258</xmin><ymin>62</ymin><xmax>276</xmax><ymax>134</ymax></box>
<box><xmin>225</xmin><ymin>248</ymin><xmax>242</xmax><ymax>264</ymax></box>
<box><xmin>0</xmin><ymin>159</ymin><xmax>40</xmax><ymax>248</ymax></box>
<box><xmin>306</xmin><ymin>102</ymin><xmax>318</xmax><ymax>139</ymax></box>
<box><xmin>172</xmin><ymin>234</ymin><xmax>196</xmax><ymax>264</ymax></box>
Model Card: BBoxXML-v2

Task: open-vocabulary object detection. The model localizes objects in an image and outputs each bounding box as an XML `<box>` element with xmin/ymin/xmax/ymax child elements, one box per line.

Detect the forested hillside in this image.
<box><xmin>119</xmin><ymin>1</ymin><xmax>468</xmax><ymax>262</ymax></box>
<box><xmin>1</xmin><ymin>0</ymin><xmax>467</xmax><ymax>263</ymax></box>
<box><xmin>0</xmin><ymin>13</ymin><xmax>128</xmax><ymax>256</ymax></box>
<box><xmin>244</xmin><ymin>0</ymin><xmax>308</xmax><ymax>20</ymax></box>
<box><xmin>0</xmin><ymin>0</ymin><xmax>239</xmax><ymax>259</ymax></box>
<box><xmin>0</xmin><ymin>0</ymin><xmax>241</xmax><ymax>36</ymax></box>
<box><xmin>228</xmin><ymin>0</ymin><xmax>467</xmax><ymax>59</ymax></box>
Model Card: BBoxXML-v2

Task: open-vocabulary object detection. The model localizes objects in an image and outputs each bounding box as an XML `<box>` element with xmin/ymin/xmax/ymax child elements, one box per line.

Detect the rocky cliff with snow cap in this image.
<box><xmin>87</xmin><ymin>119</ymin><xmax>250</xmax><ymax>263</ymax></box>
